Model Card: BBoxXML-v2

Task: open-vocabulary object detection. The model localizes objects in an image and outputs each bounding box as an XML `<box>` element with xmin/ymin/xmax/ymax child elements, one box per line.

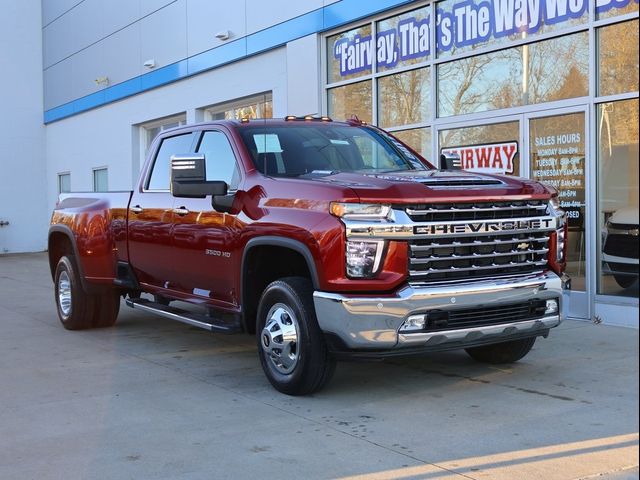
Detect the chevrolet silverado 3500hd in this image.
<box><xmin>48</xmin><ymin>117</ymin><xmax>570</xmax><ymax>394</ymax></box>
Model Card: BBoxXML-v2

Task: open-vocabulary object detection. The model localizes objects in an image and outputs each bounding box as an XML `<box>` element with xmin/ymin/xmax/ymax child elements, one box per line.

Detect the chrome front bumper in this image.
<box><xmin>313</xmin><ymin>272</ymin><xmax>567</xmax><ymax>352</ymax></box>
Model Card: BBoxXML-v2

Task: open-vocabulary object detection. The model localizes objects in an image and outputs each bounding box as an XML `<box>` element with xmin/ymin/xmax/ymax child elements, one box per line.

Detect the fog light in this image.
<box><xmin>400</xmin><ymin>314</ymin><xmax>426</xmax><ymax>332</ymax></box>
<box><xmin>346</xmin><ymin>240</ymin><xmax>384</xmax><ymax>278</ymax></box>
<box><xmin>545</xmin><ymin>299</ymin><xmax>559</xmax><ymax>315</ymax></box>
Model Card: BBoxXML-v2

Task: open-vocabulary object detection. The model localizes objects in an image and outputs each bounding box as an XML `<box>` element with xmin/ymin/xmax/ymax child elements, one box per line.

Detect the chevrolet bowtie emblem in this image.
<box><xmin>517</xmin><ymin>242</ymin><xmax>530</xmax><ymax>250</ymax></box>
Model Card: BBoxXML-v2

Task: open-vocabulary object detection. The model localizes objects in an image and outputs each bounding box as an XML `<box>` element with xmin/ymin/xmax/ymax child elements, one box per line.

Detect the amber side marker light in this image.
<box><xmin>284</xmin><ymin>115</ymin><xmax>333</xmax><ymax>122</ymax></box>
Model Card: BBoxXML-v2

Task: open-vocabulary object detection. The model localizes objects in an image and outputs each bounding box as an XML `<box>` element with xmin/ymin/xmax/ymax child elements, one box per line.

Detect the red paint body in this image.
<box><xmin>49</xmin><ymin>119</ymin><xmax>557</xmax><ymax>317</ymax></box>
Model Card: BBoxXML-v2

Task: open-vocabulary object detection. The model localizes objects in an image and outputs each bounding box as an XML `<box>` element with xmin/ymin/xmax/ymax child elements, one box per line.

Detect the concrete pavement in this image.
<box><xmin>0</xmin><ymin>252</ymin><xmax>638</xmax><ymax>480</ymax></box>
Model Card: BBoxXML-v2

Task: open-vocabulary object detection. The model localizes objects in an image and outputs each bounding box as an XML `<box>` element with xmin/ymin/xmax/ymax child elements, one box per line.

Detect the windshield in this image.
<box><xmin>237</xmin><ymin>124</ymin><xmax>428</xmax><ymax>177</ymax></box>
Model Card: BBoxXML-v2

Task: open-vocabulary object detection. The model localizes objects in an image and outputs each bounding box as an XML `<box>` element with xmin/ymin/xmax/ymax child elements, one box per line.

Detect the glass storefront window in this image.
<box><xmin>328</xmin><ymin>80</ymin><xmax>372</xmax><ymax>123</ymax></box>
<box><xmin>376</xmin><ymin>6</ymin><xmax>431</xmax><ymax>72</ymax></box>
<box><xmin>530</xmin><ymin>112</ymin><xmax>587</xmax><ymax>290</ymax></box>
<box><xmin>597</xmin><ymin>20</ymin><xmax>639</xmax><ymax>97</ymax></box>
<box><xmin>439</xmin><ymin>121</ymin><xmax>520</xmax><ymax>175</ymax></box>
<box><xmin>438</xmin><ymin>32</ymin><xmax>588</xmax><ymax>117</ymax></box>
<box><xmin>597</xmin><ymin>99</ymin><xmax>639</xmax><ymax>297</ymax></box>
<box><xmin>436</xmin><ymin>0</ymin><xmax>588</xmax><ymax>58</ymax></box>
<box><xmin>327</xmin><ymin>24</ymin><xmax>373</xmax><ymax>84</ymax></box>
<box><xmin>378</xmin><ymin>67</ymin><xmax>431</xmax><ymax>128</ymax></box>
<box><xmin>392</xmin><ymin>127</ymin><xmax>432</xmax><ymax>159</ymax></box>
<box><xmin>596</xmin><ymin>0</ymin><xmax>639</xmax><ymax>19</ymax></box>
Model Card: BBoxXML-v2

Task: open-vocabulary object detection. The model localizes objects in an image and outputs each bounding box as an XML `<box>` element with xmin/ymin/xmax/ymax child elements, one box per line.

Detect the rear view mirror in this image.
<box><xmin>170</xmin><ymin>154</ymin><xmax>227</xmax><ymax>198</ymax></box>
<box><xmin>440</xmin><ymin>153</ymin><xmax>462</xmax><ymax>170</ymax></box>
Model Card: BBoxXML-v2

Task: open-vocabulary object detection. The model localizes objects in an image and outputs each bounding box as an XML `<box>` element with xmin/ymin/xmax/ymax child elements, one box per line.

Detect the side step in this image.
<box><xmin>125</xmin><ymin>297</ymin><xmax>241</xmax><ymax>334</ymax></box>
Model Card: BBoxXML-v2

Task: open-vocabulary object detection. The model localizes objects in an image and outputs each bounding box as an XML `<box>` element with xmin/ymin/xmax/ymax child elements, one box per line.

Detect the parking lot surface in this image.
<box><xmin>1</xmin><ymin>253</ymin><xmax>638</xmax><ymax>480</ymax></box>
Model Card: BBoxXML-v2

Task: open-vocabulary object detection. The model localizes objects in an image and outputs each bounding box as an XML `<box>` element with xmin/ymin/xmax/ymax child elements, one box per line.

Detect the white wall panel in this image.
<box><xmin>100</xmin><ymin>0</ymin><xmax>141</xmax><ymax>37</ymax></box>
<box><xmin>1</xmin><ymin>2</ymin><xmax>47</xmax><ymax>253</ymax></box>
<box><xmin>186</xmin><ymin>0</ymin><xmax>247</xmax><ymax>56</ymax></box>
<box><xmin>140</xmin><ymin>0</ymin><xmax>176</xmax><ymax>17</ymax></box>
<box><xmin>71</xmin><ymin>42</ymin><xmax>105</xmax><ymax>99</ymax></box>
<box><xmin>43</xmin><ymin>58</ymin><xmax>74</xmax><ymax>110</ymax></box>
<box><xmin>140</xmin><ymin>0</ymin><xmax>187</xmax><ymax>70</ymax></box>
<box><xmin>102</xmin><ymin>23</ymin><xmax>141</xmax><ymax>86</ymax></box>
<box><xmin>42</xmin><ymin>0</ymin><xmax>81</xmax><ymax>26</ymax></box>
<box><xmin>286</xmin><ymin>34</ymin><xmax>320</xmax><ymax>116</ymax></box>
<box><xmin>245</xmin><ymin>0</ymin><xmax>323</xmax><ymax>34</ymax></box>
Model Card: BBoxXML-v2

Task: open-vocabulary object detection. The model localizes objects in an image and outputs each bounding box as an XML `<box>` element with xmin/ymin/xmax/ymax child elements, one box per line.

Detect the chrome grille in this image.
<box><xmin>404</xmin><ymin>200</ymin><xmax>548</xmax><ymax>223</ymax></box>
<box><xmin>407</xmin><ymin>201</ymin><xmax>551</xmax><ymax>283</ymax></box>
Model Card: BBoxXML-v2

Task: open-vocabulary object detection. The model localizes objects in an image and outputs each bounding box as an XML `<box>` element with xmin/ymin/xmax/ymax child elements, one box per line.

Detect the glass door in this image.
<box><xmin>526</xmin><ymin>107</ymin><xmax>589</xmax><ymax>319</ymax></box>
<box><xmin>594</xmin><ymin>99</ymin><xmax>639</xmax><ymax>326</ymax></box>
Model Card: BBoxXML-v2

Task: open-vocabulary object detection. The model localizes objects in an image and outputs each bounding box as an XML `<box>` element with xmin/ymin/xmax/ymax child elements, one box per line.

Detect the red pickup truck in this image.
<box><xmin>48</xmin><ymin>117</ymin><xmax>570</xmax><ymax>395</ymax></box>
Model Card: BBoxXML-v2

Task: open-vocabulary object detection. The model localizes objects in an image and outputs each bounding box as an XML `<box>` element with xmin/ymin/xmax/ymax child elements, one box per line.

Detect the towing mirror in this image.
<box><xmin>440</xmin><ymin>152</ymin><xmax>462</xmax><ymax>170</ymax></box>
<box><xmin>170</xmin><ymin>154</ymin><xmax>227</xmax><ymax>198</ymax></box>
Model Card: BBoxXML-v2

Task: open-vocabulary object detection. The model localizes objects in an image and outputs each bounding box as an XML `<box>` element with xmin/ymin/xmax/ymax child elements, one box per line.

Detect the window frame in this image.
<box><xmin>203</xmin><ymin>92</ymin><xmax>273</xmax><ymax>121</ymax></box>
<box><xmin>92</xmin><ymin>167</ymin><xmax>109</xmax><ymax>192</ymax></box>
<box><xmin>194</xmin><ymin>129</ymin><xmax>244</xmax><ymax>193</ymax></box>
<box><xmin>143</xmin><ymin>131</ymin><xmax>199</xmax><ymax>192</ymax></box>
<box><xmin>57</xmin><ymin>172</ymin><xmax>71</xmax><ymax>194</ymax></box>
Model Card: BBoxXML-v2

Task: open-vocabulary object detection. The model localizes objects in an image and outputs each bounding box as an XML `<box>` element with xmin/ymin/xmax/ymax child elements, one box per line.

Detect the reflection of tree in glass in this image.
<box><xmin>379</xmin><ymin>68</ymin><xmax>430</xmax><ymax>127</ymax></box>
<box><xmin>525</xmin><ymin>34</ymin><xmax>588</xmax><ymax>104</ymax></box>
<box><xmin>328</xmin><ymin>81</ymin><xmax>373</xmax><ymax>123</ymax></box>
<box><xmin>393</xmin><ymin>128</ymin><xmax>431</xmax><ymax>158</ymax></box>
<box><xmin>438</xmin><ymin>33</ymin><xmax>588</xmax><ymax>117</ymax></box>
<box><xmin>598</xmin><ymin>20</ymin><xmax>639</xmax><ymax>97</ymax></box>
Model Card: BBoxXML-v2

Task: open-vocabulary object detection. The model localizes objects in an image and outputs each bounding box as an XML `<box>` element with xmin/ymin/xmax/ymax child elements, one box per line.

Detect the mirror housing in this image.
<box><xmin>170</xmin><ymin>154</ymin><xmax>227</xmax><ymax>198</ymax></box>
<box><xmin>440</xmin><ymin>152</ymin><xmax>462</xmax><ymax>170</ymax></box>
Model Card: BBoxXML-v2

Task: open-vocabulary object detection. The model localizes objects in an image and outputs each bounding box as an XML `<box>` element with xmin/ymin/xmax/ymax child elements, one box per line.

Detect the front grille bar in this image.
<box><xmin>409</xmin><ymin>235</ymin><xmax>547</xmax><ymax>251</ymax></box>
<box><xmin>409</xmin><ymin>259</ymin><xmax>547</xmax><ymax>278</ymax></box>
<box><xmin>410</xmin><ymin>248</ymin><xmax>549</xmax><ymax>264</ymax></box>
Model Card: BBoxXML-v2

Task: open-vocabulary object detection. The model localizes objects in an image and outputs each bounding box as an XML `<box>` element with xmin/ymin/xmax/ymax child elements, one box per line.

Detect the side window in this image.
<box><xmin>197</xmin><ymin>131</ymin><xmax>241</xmax><ymax>190</ymax></box>
<box><xmin>147</xmin><ymin>133</ymin><xmax>196</xmax><ymax>190</ymax></box>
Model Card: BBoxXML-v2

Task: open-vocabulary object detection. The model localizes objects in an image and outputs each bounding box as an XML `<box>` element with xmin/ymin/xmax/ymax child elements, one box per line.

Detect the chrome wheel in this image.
<box><xmin>58</xmin><ymin>270</ymin><xmax>72</xmax><ymax>316</ymax></box>
<box><xmin>261</xmin><ymin>303</ymin><xmax>299</xmax><ymax>374</ymax></box>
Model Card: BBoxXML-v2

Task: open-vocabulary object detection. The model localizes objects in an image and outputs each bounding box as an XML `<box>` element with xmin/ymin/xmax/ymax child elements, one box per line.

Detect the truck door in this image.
<box><xmin>128</xmin><ymin>132</ymin><xmax>197</xmax><ymax>289</ymax></box>
<box><xmin>170</xmin><ymin>129</ymin><xmax>244</xmax><ymax>307</ymax></box>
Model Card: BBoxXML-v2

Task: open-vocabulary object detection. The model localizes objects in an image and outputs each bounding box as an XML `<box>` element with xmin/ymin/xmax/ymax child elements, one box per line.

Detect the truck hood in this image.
<box><xmin>307</xmin><ymin>169</ymin><xmax>553</xmax><ymax>203</ymax></box>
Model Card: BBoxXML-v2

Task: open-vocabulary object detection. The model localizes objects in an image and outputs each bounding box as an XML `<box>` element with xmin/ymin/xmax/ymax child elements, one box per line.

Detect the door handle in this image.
<box><xmin>130</xmin><ymin>205</ymin><xmax>143</xmax><ymax>214</ymax></box>
<box><xmin>173</xmin><ymin>207</ymin><xmax>190</xmax><ymax>216</ymax></box>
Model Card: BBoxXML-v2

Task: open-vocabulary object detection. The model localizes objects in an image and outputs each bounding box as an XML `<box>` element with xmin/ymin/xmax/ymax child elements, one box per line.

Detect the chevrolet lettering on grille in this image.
<box><xmin>413</xmin><ymin>218</ymin><xmax>554</xmax><ymax>235</ymax></box>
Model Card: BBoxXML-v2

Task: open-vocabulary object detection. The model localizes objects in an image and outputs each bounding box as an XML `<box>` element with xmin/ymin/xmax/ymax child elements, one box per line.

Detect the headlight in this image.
<box><xmin>345</xmin><ymin>240</ymin><xmax>385</xmax><ymax>278</ymax></box>
<box><xmin>556</xmin><ymin>225</ymin><xmax>566</xmax><ymax>262</ymax></box>
<box><xmin>330</xmin><ymin>202</ymin><xmax>392</xmax><ymax>221</ymax></box>
<box><xmin>548</xmin><ymin>196</ymin><xmax>568</xmax><ymax>271</ymax></box>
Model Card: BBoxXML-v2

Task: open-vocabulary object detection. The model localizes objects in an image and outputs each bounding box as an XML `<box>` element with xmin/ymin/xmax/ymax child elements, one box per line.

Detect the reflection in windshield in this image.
<box><xmin>237</xmin><ymin>125</ymin><xmax>427</xmax><ymax>177</ymax></box>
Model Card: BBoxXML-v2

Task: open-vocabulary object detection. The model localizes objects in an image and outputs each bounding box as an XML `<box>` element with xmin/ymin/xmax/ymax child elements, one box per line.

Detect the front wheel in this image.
<box><xmin>465</xmin><ymin>337</ymin><xmax>536</xmax><ymax>364</ymax></box>
<box><xmin>256</xmin><ymin>277</ymin><xmax>335</xmax><ymax>395</ymax></box>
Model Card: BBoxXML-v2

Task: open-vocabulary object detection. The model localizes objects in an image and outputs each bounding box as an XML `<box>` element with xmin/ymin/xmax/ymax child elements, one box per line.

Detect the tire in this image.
<box><xmin>54</xmin><ymin>255</ymin><xmax>97</xmax><ymax>330</ymax></box>
<box><xmin>256</xmin><ymin>277</ymin><xmax>336</xmax><ymax>395</ymax></box>
<box><xmin>93</xmin><ymin>290</ymin><xmax>120</xmax><ymax>328</ymax></box>
<box><xmin>54</xmin><ymin>255</ymin><xmax>119</xmax><ymax>330</ymax></box>
<box><xmin>613</xmin><ymin>273</ymin><xmax>638</xmax><ymax>289</ymax></box>
<box><xmin>465</xmin><ymin>337</ymin><xmax>536</xmax><ymax>364</ymax></box>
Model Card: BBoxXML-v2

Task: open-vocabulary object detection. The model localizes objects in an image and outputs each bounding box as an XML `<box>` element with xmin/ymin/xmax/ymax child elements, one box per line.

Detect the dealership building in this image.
<box><xmin>0</xmin><ymin>0</ymin><xmax>638</xmax><ymax>325</ymax></box>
